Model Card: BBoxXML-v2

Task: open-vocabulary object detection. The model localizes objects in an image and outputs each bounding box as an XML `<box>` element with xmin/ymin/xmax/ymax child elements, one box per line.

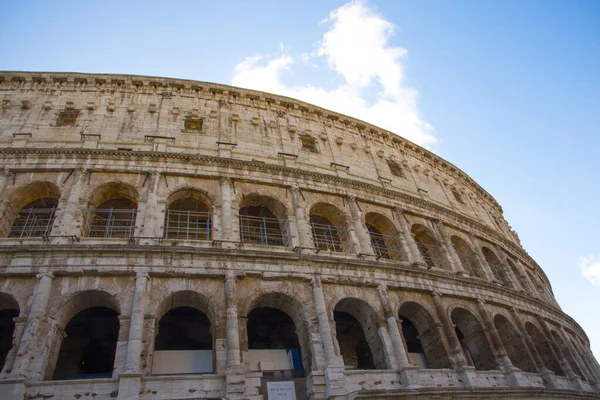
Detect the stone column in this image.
<box><xmin>289</xmin><ymin>186</ymin><xmax>313</xmax><ymax>250</ymax></box>
<box><xmin>432</xmin><ymin>219</ymin><xmax>464</xmax><ymax>274</ymax></box>
<box><xmin>509</xmin><ymin>308</ymin><xmax>558</xmax><ymax>388</ymax></box>
<box><xmin>0</xmin><ymin>317</ymin><xmax>26</xmax><ymax>376</ymax></box>
<box><xmin>219</xmin><ymin>177</ymin><xmax>238</xmax><ymax>246</ymax></box>
<box><xmin>347</xmin><ymin>196</ymin><xmax>373</xmax><ymax>257</ymax></box>
<box><xmin>53</xmin><ymin>168</ymin><xmax>90</xmax><ymax>240</ymax></box>
<box><xmin>140</xmin><ymin>171</ymin><xmax>161</xmax><ymax>240</ymax></box>
<box><xmin>431</xmin><ymin>292</ymin><xmax>476</xmax><ymax>388</ymax></box>
<box><xmin>124</xmin><ymin>272</ymin><xmax>149</xmax><ymax>373</ymax></box>
<box><xmin>224</xmin><ymin>272</ymin><xmax>241</xmax><ymax>369</ymax></box>
<box><xmin>0</xmin><ymin>168</ymin><xmax>13</xmax><ymax>197</ymax></box>
<box><xmin>392</xmin><ymin>208</ymin><xmax>421</xmax><ymax>265</ymax></box>
<box><xmin>311</xmin><ymin>276</ymin><xmax>347</xmax><ymax>399</ymax></box>
<box><xmin>475</xmin><ymin>300</ymin><xmax>529</xmax><ymax>387</ymax></box>
<box><xmin>468</xmin><ymin>233</ymin><xmax>495</xmax><ymax>281</ymax></box>
<box><xmin>11</xmin><ymin>272</ymin><xmax>54</xmax><ymax>379</ymax></box>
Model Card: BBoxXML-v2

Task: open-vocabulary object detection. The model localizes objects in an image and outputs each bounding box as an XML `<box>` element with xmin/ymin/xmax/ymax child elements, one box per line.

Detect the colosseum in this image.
<box><xmin>0</xmin><ymin>71</ymin><xmax>598</xmax><ymax>400</ymax></box>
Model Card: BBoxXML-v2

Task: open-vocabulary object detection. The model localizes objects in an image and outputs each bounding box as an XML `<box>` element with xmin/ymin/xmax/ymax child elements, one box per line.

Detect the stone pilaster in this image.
<box><xmin>53</xmin><ymin>167</ymin><xmax>90</xmax><ymax>240</ymax></box>
<box><xmin>493</xmin><ymin>244</ymin><xmax>521</xmax><ymax>290</ymax></box>
<box><xmin>219</xmin><ymin>177</ymin><xmax>238</xmax><ymax>247</ymax></box>
<box><xmin>393</xmin><ymin>208</ymin><xmax>421</xmax><ymax>265</ymax></box>
<box><xmin>347</xmin><ymin>196</ymin><xmax>374</xmax><ymax>257</ymax></box>
<box><xmin>469</xmin><ymin>233</ymin><xmax>495</xmax><ymax>281</ymax></box>
<box><xmin>432</xmin><ymin>219</ymin><xmax>464</xmax><ymax>274</ymax></box>
<box><xmin>224</xmin><ymin>270</ymin><xmax>246</xmax><ymax>399</ymax></box>
<box><xmin>10</xmin><ymin>272</ymin><xmax>54</xmax><ymax>380</ymax></box>
<box><xmin>312</xmin><ymin>276</ymin><xmax>348</xmax><ymax>399</ymax></box>
<box><xmin>0</xmin><ymin>167</ymin><xmax>13</xmax><ymax>196</ymax></box>
<box><xmin>139</xmin><ymin>171</ymin><xmax>161</xmax><ymax>240</ymax></box>
<box><xmin>289</xmin><ymin>186</ymin><xmax>313</xmax><ymax>250</ymax></box>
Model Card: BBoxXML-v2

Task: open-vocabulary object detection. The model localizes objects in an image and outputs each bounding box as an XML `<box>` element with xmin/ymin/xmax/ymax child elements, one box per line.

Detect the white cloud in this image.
<box><xmin>579</xmin><ymin>254</ymin><xmax>600</xmax><ymax>286</ymax></box>
<box><xmin>231</xmin><ymin>0</ymin><xmax>436</xmax><ymax>148</ymax></box>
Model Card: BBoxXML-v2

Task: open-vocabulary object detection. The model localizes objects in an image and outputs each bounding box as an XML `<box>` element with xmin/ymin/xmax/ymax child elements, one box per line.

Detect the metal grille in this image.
<box><xmin>84</xmin><ymin>207</ymin><xmax>137</xmax><ymax>238</ymax></box>
<box><xmin>369</xmin><ymin>231</ymin><xmax>405</xmax><ymax>260</ymax></box>
<box><xmin>455</xmin><ymin>252</ymin><xmax>482</xmax><ymax>277</ymax></box>
<box><xmin>239</xmin><ymin>215</ymin><xmax>290</xmax><ymax>247</ymax></box>
<box><xmin>0</xmin><ymin>205</ymin><xmax>56</xmax><ymax>238</ymax></box>
<box><xmin>164</xmin><ymin>210</ymin><xmax>211</xmax><ymax>240</ymax></box>
<box><xmin>311</xmin><ymin>223</ymin><xmax>349</xmax><ymax>253</ymax></box>
<box><xmin>415</xmin><ymin>240</ymin><xmax>447</xmax><ymax>269</ymax></box>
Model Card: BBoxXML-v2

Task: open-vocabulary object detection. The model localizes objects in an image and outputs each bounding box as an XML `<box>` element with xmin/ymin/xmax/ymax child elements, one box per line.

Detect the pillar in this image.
<box><xmin>53</xmin><ymin>167</ymin><xmax>90</xmax><ymax>240</ymax></box>
<box><xmin>140</xmin><ymin>171</ymin><xmax>161</xmax><ymax>240</ymax></box>
<box><xmin>11</xmin><ymin>272</ymin><xmax>54</xmax><ymax>379</ymax></box>
<box><xmin>468</xmin><ymin>233</ymin><xmax>495</xmax><ymax>281</ymax></box>
<box><xmin>493</xmin><ymin>244</ymin><xmax>520</xmax><ymax>290</ymax></box>
<box><xmin>346</xmin><ymin>196</ymin><xmax>373</xmax><ymax>256</ymax></box>
<box><xmin>311</xmin><ymin>276</ymin><xmax>347</xmax><ymax>399</ymax></box>
<box><xmin>219</xmin><ymin>177</ymin><xmax>238</xmax><ymax>246</ymax></box>
<box><xmin>392</xmin><ymin>208</ymin><xmax>421</xmax><ymax>265</ymax></box>
<box><xmin>289</xmin><ymin>186</ymin><xmax>312</xmax><ymax>250</ymax></box>
<box><xmin>124</xmin><ymin>272</ymin><xmax>149</xmax><ymax>373</ymax></box>
<box><xmin>432</xmin><ymin>219</ymin><xmax>464</xmax><ymax>274</ymax></box>
<box><xmin>431</xmin><ymin>292</ymin><xmax>475</xmax><ymax>388</ymax></box>
<box><xmin>224</xmin><ymin>270</ymin><xmax>246</xmax><ymax>399</ymax></box>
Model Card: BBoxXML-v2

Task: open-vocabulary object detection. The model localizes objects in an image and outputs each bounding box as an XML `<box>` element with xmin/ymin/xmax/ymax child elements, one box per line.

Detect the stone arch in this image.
<box><xmin>450</xmin><ymin>307</ymin><xmax>497</xmax><ymax>370</ymax></box>
<box><xmin>481</xmin><ymin>247</ymin><xmax>511</xmax><ymax>287</ymax></box>
<box><xmin>333</xmin><ymin>297</ymin><xmax>387</xmax><ymax>370</ymax></box>
<box><xmin>84</xmin><ymin>182</ymin><xmax>139</xmax><ymax>238</ymax></box>
<box><xmin>0</xmin><ymin>292</ymin><xmax>20</xmax><ymax>373</ymax></box>
<box><xmin>164</xmin><ymin>189</ymin><xmax>213</xmax><ymax>240</ymax></box>
<box><xmin>493</xmin><ymin>314</ymin><xmax>536</xmax><ymax>373</ymax></box>
<box><xmin>51</xmin><ymin>290</ymin><xmax>121</xmax><ymax>380</ymax></box>
<box><xmin>450</xmin><ymin>235</ymin><xmax>485</xmax><ymax>278</ymax></box>
<box><xmin>245</xmin><ymin>292</ymin><xmax>314</xmax><ymax>373</ymax></box>
<box><xmin>239</xmin><ymin>193</ymin><xmax>291</xmax><ymax>247</ymax></box>
<box><xmin>153</xmin><ymin>291</ymin><xmax>216</xmax><ymax>375</ymax></box>
<box><xmin>525</xmin><ymin>321</ymin><xmax>564</xmax><ymax>375</ymax></box>
<box><xmin>398</xmin><ymin>301</ymin><xmax>450</xmax><ymax>369</ymax></box>
<box><xmin>364</xmin><ymin>212</ymin><xmax>405</xmax><ymax>261</ymax></box>
<box><xmin>411</xmin><ymin>224</ymin><xmax>446</xmax><ymax>270</ymax></box>
<box><xmin>551</xmin><ymin>330</ymin><xmax>584</xmax><ymax>379</ymax></box>
<box><xmin>1</xmin><ymin>181</ymin><xmax>61</xmax><ymax>238</ymax></box>
<box><xmin>309</xmin><ymin>202</ymin><xmax>352</xmax><ymax>253</ymax></box>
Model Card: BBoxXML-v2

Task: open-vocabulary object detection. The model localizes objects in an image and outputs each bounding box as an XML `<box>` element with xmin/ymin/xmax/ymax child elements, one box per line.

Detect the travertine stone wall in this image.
<box><xmin>0</xmin><ymin>72</ymin><xmax>597</xmax><ymax>400</ymax></box>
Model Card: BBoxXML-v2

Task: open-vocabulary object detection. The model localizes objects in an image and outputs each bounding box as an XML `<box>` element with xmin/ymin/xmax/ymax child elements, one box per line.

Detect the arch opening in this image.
<box><xmin>451</xmin><ymin>308</ymin><xmax>497</xmax><ymax>371</ymax></box>
<box><xmin>450</xmin><ymin>236</ymin><xmax>485</xmax><ymax>278</ymax></box>
<box><xmin>334</xmin><ymin>298</ymin><xmax>386</xmax><ymax>370</ymax></box>
<box><xmin>493</xmin><ymin>314</ymin><xmax>536</xmax><ymax>373</ymax></box>
<box><xmin>239</xmin><ymin>195</ymin><xmax>290</xmax><ymax>247</ymax></box>
<box><xmin>247</xmin><ymin>307</ymin><xmax>304</xmax><ymax>377</ymax></box>
<box><xmin>1</xmin><ymin>182</ymin><xmax>60</xmax><ymax>238</ymax></box>
<box><xmin>525</xmin><ymin>322</ymin><xmax>564</xmax><ymax>376</ymax></box>
<box><xmin>309</xmin><ymin>203</ymin><xmax>350</xmax><ymax>253</ymax></box>
<box><xmin>53</xmin><ymin>307</ymin><xmax>119</xmax><ymax>380</ymax></box>
<box><xmin>0</xmin><ymin>293</ymin><xmax>19</xmax><ymax>373</ymax></box>
<box><xmin>551</xmin><ymin>330</ymin><xmax>584</xmax><ymax>379</ymax></box>
<box><xmin>398</xmin><ymin>302</ymin><xmax>450</xmax><ymax>369</ymax></box>
<box><xmin>153</xmin><ymin>307</ymin><xmax>213</xmax><ymax>375</ymax></box>
<box><xmin>481</xmin><ymin>247</ymin><xmax>511</xmax><ymax>287</ymax></box>
<box><xmin>365</xmin><ymin>213</ymin><xmax>405</xmax><ymax>261</ymax></box>
<box><xmin>164</xmin><ymin>189</ymin><xmax>212</xmax><ymax>241</ymax></box>
<box><xmin>84</xmin><ymin>183</ymin><xmax>138</xmax><ymax>239</ymax></box>
<box><xmin>411</xmin><ymin>224</ymin><xmax>446</xmax><ymax>269</ymax></box>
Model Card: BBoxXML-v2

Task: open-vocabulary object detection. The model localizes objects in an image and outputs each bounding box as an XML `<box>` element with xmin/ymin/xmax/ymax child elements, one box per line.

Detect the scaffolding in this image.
<box><xmin>0</xmin><ymin>205</ymin><xmax>56</xmax><ymax>238</ymax></box>
<box><xmin>239</xmin><ymin>215</ymin><xmax>290</xmax><ymax>247</ymax></box>
<box><xmin>311</xmin><ymin>222</ymin><xmax>350</xmax><ymax>253</ymax></box>
<box><xmin>414</xmin><ymin>240</ymin><xmax>449</xmax><ymax>269</ymax></box>
<box><xmin>84</xmin><ymin>207</ymin><xmax>137</xmax><ymax>238</ymax></box>
<box><xmin>455</xmin><ymin>252</ymin><xmax>483</xmax><ymax>277</ymax></box>
<box><xmin>369</xmin><ymin>231</ymin><xmax>405</xmax><ymax>261</ymax></box>
<box><xmin>164</xmin><ymin>210</ymin><xmax>211</xmax><ymax>241</ymax></box>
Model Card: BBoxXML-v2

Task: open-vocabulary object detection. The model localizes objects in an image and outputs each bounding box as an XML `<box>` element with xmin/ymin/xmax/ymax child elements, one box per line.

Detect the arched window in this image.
<box><xmin>164</xmin><ymin>190</ymin><xmax>212</xmax><ymax>240</ymax></box>
<box><xmin>451</xmin><ymin>308</ymin><xmax>497</xmax><ymax>371</ymax></box>
<box><xmin>84</xmin><ymin>183</ymin><xmax>138</xmax><ymax>238</ymax></box>
<box><xmin>309</xmin><ymin>203</ymin><xmax>351</xmax><ymax>253</ymax></box>
<box><xmin>525</xmin><ymin>322</ymin><xmax>564</xmax><ymax>376</ymax></box>
<box><xmin>411</xmin><ymin>224</ymin><xmax>446</xmax><ymax>270</ymax></box>
<box><xmin>365</xmin><ymin>213</ymin><xmax>405</xmax><ymax>261</ymax></box>
<box><xmin>398</xmin><ymin>302</ymin><xmax>450</xmax><ymax>369</ymax></box>
<box><xmin>551</xmin><ymin>330</ymin><xmax>584</xmax><ymax>379</ymax></box>
<box><xmin>239</xmin><ymin>195</ymin><xmax>290</xmax><ymax>247</ymax></box>
<box><xmin>334</xmin><ymin>298</ymin><xmax>387</xmax><ymax>370</ymax></box>
<box><xmin>0</xmin><ymin>182</ymin><xmax>60</xmax><ymax>238</ymax></box>
<box><xmin>481</xmin><ymin>247</ymin><xmax>511</xmax><ymax>287</ymax></box>
<box><xmin>53</xmin><ymin>307</ymin><xmax>119</xmax><ymax>380</ymax></box>
<box><xmin>493</xmin><ymin>314</ymin><xmax>536</xmax><ymax>373</ymax></box>
<box><xmin>450</xmin><ymin>236</ymin><xmax>485</xmax><ymax>278</ymax></box>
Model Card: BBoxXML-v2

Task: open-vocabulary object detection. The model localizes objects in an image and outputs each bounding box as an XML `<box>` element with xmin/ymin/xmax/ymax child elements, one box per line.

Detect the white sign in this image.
<box><xmin>267</xmin><ymin>381</ymin><xmax>296</xmax><ymax>400</ymax></box>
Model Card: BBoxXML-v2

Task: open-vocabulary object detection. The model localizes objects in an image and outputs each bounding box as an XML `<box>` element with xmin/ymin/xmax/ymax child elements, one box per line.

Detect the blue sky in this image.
<box><xmin>1</xmin><ymin>0</ymin><xmax>599</xmax><ymax>358</ymax></box>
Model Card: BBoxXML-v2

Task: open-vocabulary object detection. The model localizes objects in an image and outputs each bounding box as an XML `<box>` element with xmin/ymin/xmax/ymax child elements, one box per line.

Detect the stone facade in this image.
<box><xmin>0</xmin><ymin>71</ymin><xmax>598</xmax><ymax>400</ymax></box>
